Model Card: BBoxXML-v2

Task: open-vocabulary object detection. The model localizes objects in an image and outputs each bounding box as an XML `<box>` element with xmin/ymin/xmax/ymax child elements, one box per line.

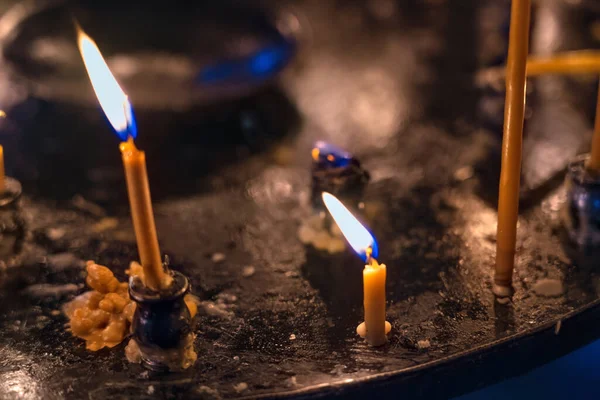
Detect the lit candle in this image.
<box><xmin>77</xmin><ymin>27</ymin><xmax>168</xmax><ymax>291</ymax></box>
<box><xmin>494</xmin><ymin>0</ymin><xmax>531</xmax><ymax>295</ymax></box>
<box><xmin>322</xmin><ymin>192</ymin><xmax>391</xmax><ymax>346</ymax></box>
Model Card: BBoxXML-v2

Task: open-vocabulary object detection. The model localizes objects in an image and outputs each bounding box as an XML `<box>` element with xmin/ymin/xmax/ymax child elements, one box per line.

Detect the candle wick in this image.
<box><xmin>365</xmin><ymin>247</ymin><xmax>378</xmax><ymax>267</ymax></box>
<box><xmin>122</xmin><ymin>98</ymin><xmax>135</xmax><ymax>141</ymax></box>
<box><xmin>365</xmin><ymin>246</ymin><xmax>372</xmax><ymax>262</ymax></box>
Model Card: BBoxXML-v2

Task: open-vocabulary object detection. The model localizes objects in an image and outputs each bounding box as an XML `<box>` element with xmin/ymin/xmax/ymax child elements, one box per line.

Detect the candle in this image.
<box><xmin>322</xmin><ymin>192</ymin><xmax>391</xmax><ymax>346</ymax></box>
<box><xmin>0</xmin><ymin>145</ymin><xmax>4</xmax><ymax>194</ymax></box>
<box><xmin>0</xmin><ymin>110</ymin><xmax>5</xmax><ymax>194</ymax></box>
<box><xmin>525</xmin><ymin>51</ymin><xmax>600</xmax><ymax>77</ymax></box>
<box><xmin>77</xmin><ymin>26</ymin><xmax>168</xmax><ymax>291</ymax></box>
<box><xmin>494</xmin><ymin>0</ymin><xmax>531</xmax><ymax>295</ymax></box>
<box><xmin>119</xmin><ymin>138</ymin><xmax>166</xmax><ymax>291</ymax></box>
<box><xmin>483</xmin><ymin>51</ymin><xmax>600</xmax><ymax>79</ymax></box>
<box><xmin>587</xmin><ymin>81</ymin><xmax>600</xmax><ymax>172</ymax></box>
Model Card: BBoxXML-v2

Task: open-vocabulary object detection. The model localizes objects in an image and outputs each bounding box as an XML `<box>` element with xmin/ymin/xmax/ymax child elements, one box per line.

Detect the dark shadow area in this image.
<box><xmin>420</xmin><ymin>0</ymin><xmax>479</xmax><ymax>135</ymax></box>
<box><xmin>10</xmin><ymin>86</ymin><xmax>300</xmax><ymax>206</ymax></box>
<box><xmin>301</xmin><ymin>247</ymin><xmax>364</xmax><ymax>339</ymax></box>
<box><xmin>561</xmin><ymin>233</ymin><xmax>600</xmax><ymax>305</ymax></box>
<box><xmin>494</xmin><ymin>301</ymin><xmax>515</xmax><ymax>337</ymax></box>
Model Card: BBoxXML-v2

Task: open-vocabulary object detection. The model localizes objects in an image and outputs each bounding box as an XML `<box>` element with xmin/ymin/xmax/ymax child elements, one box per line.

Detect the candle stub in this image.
<box><xmin>321</xmin><ymin>192</ymin><xmax>391</xmax><ymax>347</ymax></box>
<box><xmin>357</xmin><ymin>258</ymin><xmax>391</xmax><ymax>347</ymax></box>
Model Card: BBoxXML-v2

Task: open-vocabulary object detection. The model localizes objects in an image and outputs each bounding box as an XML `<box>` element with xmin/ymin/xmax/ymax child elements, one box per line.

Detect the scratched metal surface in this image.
<box><xmin>0</xmin><ymin>0</ymin><xmax>599</xmax><ymax>399</ymax></box>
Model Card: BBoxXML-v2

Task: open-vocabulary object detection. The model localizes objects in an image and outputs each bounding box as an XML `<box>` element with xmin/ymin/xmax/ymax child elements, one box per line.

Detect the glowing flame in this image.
<box><xmin>77</xmin><ymin>26</ymin><xmax>137</xmax><ymax>140</ymax></box>
<box><xmin>322</xmin><ymin>192</ymin><xmax>378</xmax><ymax>261</ymax></box>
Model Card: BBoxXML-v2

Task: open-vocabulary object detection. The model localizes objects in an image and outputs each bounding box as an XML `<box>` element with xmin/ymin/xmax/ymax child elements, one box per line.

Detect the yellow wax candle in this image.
<box><xmin>120</xmin><ymin>138</ymin><xmax>167</xmax><ymax>291</ymax></box>
<box><xmin>322</xmin><ymin>192</ymin><xmax>391</xmax><ymax>347</ymax></box>
<box><xmin>77</xmin><ymin>26</ymin><xmax>169</xmax><ymax>291</ymax></box>
<box><xmin>495</xmin><ymin>0</ymin><xmax>531</xmax><ymax>294</ymax></box>
<box><xmin>357</xmin><ymin>256</ymin><xmax>391</xmax><ymax>347</ymax></box>
<box><xmin>0</xmin><ymin>111</ymin><xmax>5</xmax><ymax>194</ymax></box>
<box><xmin>0</xmin><ymin>145</ymin><xmax>5</xmax><ymax>194</ymax></box>
<box><xmin>525</xmin><ymin>51</ymin><xmax>600</xmax><ymax>76</ymax></box>
<box><xmin>480</xmin><ymin>51</ymin><xmax>600</xmax><ymax>85</ymax></box>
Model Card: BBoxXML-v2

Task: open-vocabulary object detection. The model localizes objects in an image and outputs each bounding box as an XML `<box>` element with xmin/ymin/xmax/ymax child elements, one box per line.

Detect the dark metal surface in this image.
<box><xmin>0</xmin><ymin>0</ymin><xmax>599</xmax><ymax>399</ymax></box>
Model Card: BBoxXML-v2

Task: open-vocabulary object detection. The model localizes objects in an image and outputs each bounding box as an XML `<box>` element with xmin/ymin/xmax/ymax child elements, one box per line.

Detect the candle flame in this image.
<box><xmin>77</xmin><ymin>26</ymin><xmax>137</xmax><ymax>141</ymax></box>
<box><xmin>322</xmin><ymin>192</ymin><xmax>378</xmax><ymax>262</ymax></box>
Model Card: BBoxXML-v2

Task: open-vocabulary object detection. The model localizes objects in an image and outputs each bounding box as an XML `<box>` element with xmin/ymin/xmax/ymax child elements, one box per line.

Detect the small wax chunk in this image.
<box><xmin>85</xmin><ymin>262</ymin><xmax>121</xmax><ymax>294</ymax></box>
<box><xmin>64</xmin><ymin>261</ymin><xmax>135</xmax><ymax>351</ymax></box>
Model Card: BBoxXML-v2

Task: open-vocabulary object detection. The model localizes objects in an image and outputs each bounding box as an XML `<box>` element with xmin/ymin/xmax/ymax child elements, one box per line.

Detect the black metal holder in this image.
<box><xmin>562</xmin><ymin>154</ymin><xmax>600</xmax><ymax>247</ymax></box>
<box><xmin>0</xmin><ymin>177</ymin><xmax>25</xmax><ymax>259</ymax></box>
<box><xmin>310</xmin><ymin>142</ymin><xmax>370</xmax><ymax>213</ymax></box>
<box><xmin>129</xmin><ymin>271</ymin><xmax>193</xmax><ymax>372</ymax></box>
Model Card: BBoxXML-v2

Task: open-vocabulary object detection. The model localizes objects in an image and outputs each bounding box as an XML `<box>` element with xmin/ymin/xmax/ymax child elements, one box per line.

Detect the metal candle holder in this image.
<box><xmin>129</xmin><ymin>270</ymin><xmax>193</xmax><ymax>371</ymax></box>
<box><xmin>562</xmin><ymin>154</ymin><xmax>600</xmax><ymax>247</ymax></box>
<box><xmin>310</xmin><ymin>142</ymin><xmax>370</xmax><ymax>212</ymax></box>
<box><xmin>0</xmin><ymin>177</ymin><xmax>25</xmax><ymax>259</ymax></box>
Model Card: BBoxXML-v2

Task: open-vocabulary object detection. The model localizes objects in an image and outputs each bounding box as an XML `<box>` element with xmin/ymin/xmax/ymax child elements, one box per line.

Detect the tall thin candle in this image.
<box><xmin>0</xmin><ymin>145</ymin><xmax>5</xmax><ymax>194</ymax></box>
<box><xmin>120</xmin><ymin>137</ymin><xmax>166</xmax><ymax>291</ymax></box>
<box><xmin>494</xmin><ymin>0</ymin><xmax>531</xmax><ymax>294</ymax></box>
<box><xmin>77</xmin><ymin>27</ymin><xmax>168</xmax><ymax>291</ymax></box>
<box><xmin>0</xmin><ymin>110</ymin><xmax>5</xmax><ymax>194</ymax></box>
<box><xmin>525</xmin><ymin>51</ymin><xmax>600</xmax><ymax>76</ymax></box>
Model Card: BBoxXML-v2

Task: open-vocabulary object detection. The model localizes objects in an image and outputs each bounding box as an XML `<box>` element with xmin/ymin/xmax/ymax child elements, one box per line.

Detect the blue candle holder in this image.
<box><xmin>129</xmin><ymin>270</ymin><xmax>194</xmax><ymax>371</ymax></box>
<box><xmin>562</xmin><ymin>154</ymin><xmax>600</xmax><ymax>247</ymax></box>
